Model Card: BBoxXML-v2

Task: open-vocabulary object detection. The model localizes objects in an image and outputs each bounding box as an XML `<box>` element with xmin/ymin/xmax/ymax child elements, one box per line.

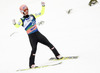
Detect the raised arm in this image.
<box><xmin>33</xmin><ymin>2</ymin><xmax>45</xmax><ymax>18</ymax></box>
<box><xmin>12</xmin><ymin>19</ymin><xmax>23</xmax><ymax>28</ymax></box>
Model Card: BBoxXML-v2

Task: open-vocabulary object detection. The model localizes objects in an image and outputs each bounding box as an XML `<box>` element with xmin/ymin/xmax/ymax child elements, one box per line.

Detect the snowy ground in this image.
<box><xmin>0</xmin><ymin>0</ymin><xmax>100</xmax><ymax>73</ymax></box>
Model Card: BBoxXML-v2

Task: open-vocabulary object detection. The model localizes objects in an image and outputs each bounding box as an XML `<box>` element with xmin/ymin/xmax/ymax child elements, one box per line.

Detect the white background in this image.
<box><xmin>0</xmin><ymin>0</ymin><xmax>100</xmax><ymax>73</ymax></box>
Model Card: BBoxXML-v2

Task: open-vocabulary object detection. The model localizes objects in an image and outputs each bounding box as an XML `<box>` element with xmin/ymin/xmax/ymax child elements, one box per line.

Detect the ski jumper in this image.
<box><xmin>14</xmin><ymin>6</ymin><xmax>60</xmax><ymax>68</ymax></box>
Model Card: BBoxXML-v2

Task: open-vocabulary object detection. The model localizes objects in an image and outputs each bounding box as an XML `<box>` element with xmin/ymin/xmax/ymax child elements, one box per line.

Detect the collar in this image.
<box><xmin>23</xmin><ymin>15</ymin><xmax>29</xmax><ymax>18</ymax></box>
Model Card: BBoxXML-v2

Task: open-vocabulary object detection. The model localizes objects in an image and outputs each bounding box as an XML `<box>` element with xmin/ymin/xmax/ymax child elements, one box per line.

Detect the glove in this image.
<box><xmin>12</xmin><ymin>19</ymin><xmax>16</xmax><ymax>25</ymax></box>
<box><xmin>41</xmin><ymin>2</ymin><xmax>45</xmax><ymax>7</ymax></box>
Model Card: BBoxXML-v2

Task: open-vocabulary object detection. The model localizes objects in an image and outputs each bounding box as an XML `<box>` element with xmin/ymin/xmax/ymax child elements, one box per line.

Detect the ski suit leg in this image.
<box><xmin>28</xmin><ymin>33</ymin><xmax>38</xmax><ymax>68</ymax></box>
<box><xmin>36</xmin><ymin>31</ymin><xmax>60</xmax><ymax>58</ymax></box>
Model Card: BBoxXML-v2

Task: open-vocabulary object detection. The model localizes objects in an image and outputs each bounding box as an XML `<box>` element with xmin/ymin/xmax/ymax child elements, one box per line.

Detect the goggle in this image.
<box><xmin>20</xmin><ymin>9</ymin><xmax>28</xmax><ymax>13</ymax></box>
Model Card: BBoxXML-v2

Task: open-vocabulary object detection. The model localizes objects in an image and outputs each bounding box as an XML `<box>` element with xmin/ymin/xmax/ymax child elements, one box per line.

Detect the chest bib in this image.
<box><xmin>21</xmin><ymin>15</ymin><xmax>38</xmax><ymax>34</ymax></box>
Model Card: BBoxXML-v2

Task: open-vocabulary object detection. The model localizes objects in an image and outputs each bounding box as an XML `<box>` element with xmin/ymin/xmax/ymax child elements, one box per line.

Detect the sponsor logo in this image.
<box><xmin>35</xmin><ymin>13</ymin><xmax>41</xmax><ymax>16</ymax></box>
<box><xmin>30</xmin><ymin>26</ymin><xmax>36</xmax><ymax>30</ymax></box>
<box><xmin>18</xmin><ymin>22</ymin><xmax>21</xmax><ymax>25</ymax></box>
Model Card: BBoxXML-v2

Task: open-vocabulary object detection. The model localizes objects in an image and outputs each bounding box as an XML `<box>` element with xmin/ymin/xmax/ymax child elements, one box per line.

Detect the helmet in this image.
<box><xmin>19</xmin><ymin>4</ymin><xmax>28</xmax><ymax>14</ymax></box>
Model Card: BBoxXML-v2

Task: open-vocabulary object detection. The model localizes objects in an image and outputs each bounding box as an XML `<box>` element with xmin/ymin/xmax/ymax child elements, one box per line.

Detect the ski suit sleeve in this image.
<box><xmin>32</xmin><ymin>6</ymin><xmax>45</xmax><ymax>18</ymax></box>
<box><xmin>14</xmin><ymin>19</ymin><xmax>23</xmax><ymax>28</ymax></box>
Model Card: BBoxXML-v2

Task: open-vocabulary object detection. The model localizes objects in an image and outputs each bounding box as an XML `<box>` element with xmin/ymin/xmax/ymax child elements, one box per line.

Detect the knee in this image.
<box><xmin>50</xmin><ymin>47</ymin><xmax>55</xmax><ymax>50</ymax></box>
<box><xmin>31</xmin><ymin>50</ymin><xmax>36</xmax><ymax>56</ymax></box>
<box><xmin>32</xmin><ymin>54</ymin><xmax>35</xmax><ymax>56</ymax></box>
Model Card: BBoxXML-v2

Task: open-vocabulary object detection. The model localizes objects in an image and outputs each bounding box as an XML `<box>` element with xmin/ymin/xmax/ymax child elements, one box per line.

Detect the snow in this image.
<box><xmin>0</xmin><ymin>0</ymin><xmax>100</xmax><ymax>73</ymax></box>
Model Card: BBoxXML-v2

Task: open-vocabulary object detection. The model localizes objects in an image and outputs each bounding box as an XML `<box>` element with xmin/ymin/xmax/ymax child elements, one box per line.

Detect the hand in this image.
<box><xmin>41</xmin><ymin>2</ymin><xmax>45</xmax><ymax>6</ymax></box>
<box><xmin>12</xmin><ymin>19</ymin><xmax>16</xmax><ymax>25</ymax></box>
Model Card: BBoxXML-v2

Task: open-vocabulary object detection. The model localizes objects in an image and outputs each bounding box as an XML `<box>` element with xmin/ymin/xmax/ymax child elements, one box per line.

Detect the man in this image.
<box><xmin>12</xmin><ymin>2</ymin><xmax>62</xmax><ymax>68</ymax></box>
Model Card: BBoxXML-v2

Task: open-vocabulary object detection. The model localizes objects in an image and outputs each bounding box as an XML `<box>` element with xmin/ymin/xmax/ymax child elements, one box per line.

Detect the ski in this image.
<box><xmin>16</xmin><ymin>62</ymin><xmax>62</xmax><ymax>72</ymax></box>
<box><xmin>49</xmin><ymin>56</ymin><xmax>78</xmax><ymax>61</ymax></box>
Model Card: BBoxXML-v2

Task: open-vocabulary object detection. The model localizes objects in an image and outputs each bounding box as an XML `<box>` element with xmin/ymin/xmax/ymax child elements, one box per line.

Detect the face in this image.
<box><xmin>23</xmin><ymin>9</ymin><xmax>28</xmax><ymax>16</ymax></box>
